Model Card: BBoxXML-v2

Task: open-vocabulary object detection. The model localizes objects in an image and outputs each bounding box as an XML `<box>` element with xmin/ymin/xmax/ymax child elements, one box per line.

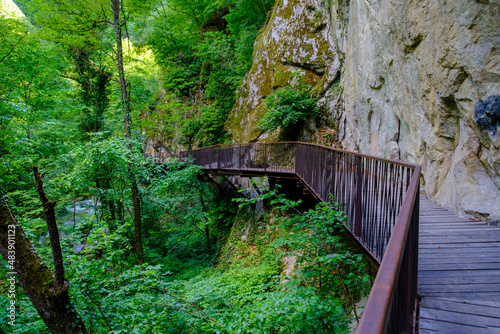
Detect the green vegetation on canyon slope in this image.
<box><xmin>0</xmin><ymin>0</ymin><xmax>368</xmax><ymax>333</ymax></box>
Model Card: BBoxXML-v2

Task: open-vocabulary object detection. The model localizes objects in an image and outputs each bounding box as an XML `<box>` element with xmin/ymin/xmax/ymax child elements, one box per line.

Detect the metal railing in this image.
<box><xmin>180</xmin><ymin>142</ymin><xmax>421</xmax><ymax>333</ymax></box>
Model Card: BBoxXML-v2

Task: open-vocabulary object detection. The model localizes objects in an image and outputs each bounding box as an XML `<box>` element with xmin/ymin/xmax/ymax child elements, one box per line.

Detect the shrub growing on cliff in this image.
<box><xmin>259</xmin><ymin>85</ymin><xmax>321</xmax><ymax>138</ymax></box>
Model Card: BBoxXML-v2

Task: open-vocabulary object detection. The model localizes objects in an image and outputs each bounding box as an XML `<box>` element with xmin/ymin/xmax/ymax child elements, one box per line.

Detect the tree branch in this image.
<box><xmin>0</xmin><ymin>30</ymin><xmax>28</xmax><ymax>65</ymax></box>
<box><xmin>84</xmin><ymin>290</ymin><xmax>113</xmax><ymax>330</ymax></box>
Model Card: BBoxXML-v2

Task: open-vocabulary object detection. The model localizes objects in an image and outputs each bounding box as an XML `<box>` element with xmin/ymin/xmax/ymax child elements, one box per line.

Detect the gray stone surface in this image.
<box><xmin>341</xmin><ymin>0</ymin><xmax>500</xmax><ymax>220</ymax></box>
<box><xmin>225</xmin><ymin>0</ymin><xmax>500</xmax><ymax>220</ymax></box>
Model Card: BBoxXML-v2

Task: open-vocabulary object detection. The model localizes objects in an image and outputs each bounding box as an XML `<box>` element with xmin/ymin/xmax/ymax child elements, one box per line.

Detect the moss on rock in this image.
<box><xmin>226</xmin><ymin>0</ymin><xmax>342</xmax><ymax>143</ymax></box>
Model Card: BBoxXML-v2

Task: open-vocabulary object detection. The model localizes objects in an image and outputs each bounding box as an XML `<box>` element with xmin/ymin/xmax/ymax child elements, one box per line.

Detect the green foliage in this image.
<box><xmin>259</xmin><ymin>85</ymin><xmax>322</xmax><ymax>137</ymax></box>
<box><xmin>139</xmin><ymin>92</ymin><xmax>190</xmax><ymax>145</ymax></box>
<box><xmin>273</xmin><ymin>198</ymin><xmax>370</xmax><ymax>309</ymax></box>
<box><xmin>216</xmin><ymin>285</ymin><xmax>348</xmax><ymax>333</ymax></box>
<box><xmin>233</xmin><ymin>179</ymin><xmax>302</xmax><ymax>213</ymax></box>
<box><xmin>180</xmin><ymin>104</ymin><xmax>231</xmax><ymax>147</ymax></box>
<box><xmin>236</xmin><ymin>182</ymin><xmax>370</xmax><ymax>320</ymax></box>
<box><xmin>18</xmin><ymin>0</ymin><xmax>109</xmax><ymax>49</ymax></box>
<box><xmin>161</xmin><ymin>61</ymin><xmax>198</xmax><ymax>96</ymax></box>
<box><xmin>145</xmin><ymin>0</ymin><xmax>275</xmax><ymax>148</ymax></box>
<box><xmin>0</xmin><ymin>18</ymin><xmax>84</xmax><ymax>205</ymax></box>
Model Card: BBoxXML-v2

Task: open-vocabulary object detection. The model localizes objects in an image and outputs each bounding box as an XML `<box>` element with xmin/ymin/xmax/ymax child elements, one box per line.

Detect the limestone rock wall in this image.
<box><xmin>225</xmin><ymin>0</ymin><xmax>342</xmax><ymax>143</ymax></box>
<box><xmin>226</xmin><ymin>0</ymin><xmax>500</xmax><ymax>221</ymax></box>
<box><xmin>341</xmin><ymin>0</ymin><xmax>500</xmax><ymax>221</ymax></box>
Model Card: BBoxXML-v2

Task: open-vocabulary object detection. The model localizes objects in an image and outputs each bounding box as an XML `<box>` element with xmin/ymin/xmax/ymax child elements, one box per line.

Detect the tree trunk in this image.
<box><xmin>0</xmin><ymin>198</ymin><xmax>88</xmax><ymax>333</ymax></box>
<box><xmin>111</xmin><ymin>0</ymin><xmax>144</xmax><ymax>265</ymax></box>
<box><xmin>111</xmin><ymin>0</ymin><xmax>130</xmax><ymax>136</ymax></box>
<box><xmin>33</xmin><ymin>167</ymin><xmax>65</xmax><ymax>289</ymax></box>
<box><xmin>131</xmin><ymin>182</ymin><xmax>143</xmax><ymax>264</ymax></box>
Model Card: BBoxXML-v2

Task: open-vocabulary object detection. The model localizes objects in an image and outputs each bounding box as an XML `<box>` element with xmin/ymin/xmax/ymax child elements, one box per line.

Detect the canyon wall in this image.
<box><xmin>227</xmin><ymin>0</ymin><xmax>500</xmax><ymax>221</ymax></box>
<box><xmin>225</xmin><ymin>0</ymin><xmax>342</xmax><ymax>144</ymax></box>
<box><xmin>340</xmin><ymin>0</ymin><xmax>500</xmax><ymax>221</ymax></box>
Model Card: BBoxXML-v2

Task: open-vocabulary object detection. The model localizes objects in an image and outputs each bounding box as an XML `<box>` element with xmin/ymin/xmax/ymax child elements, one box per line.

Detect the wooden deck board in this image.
<box><xmin>418</xmin><ymin>269</ymin><xmax>500</xmax><ymax>278</ymax></box>
<box><xmin>419</xmin><ymin>307</ymin><xmax>500</xmax><ymax>329</ymax></box>
<box><xmin>419</xmin><ymin>276</ymin><xmax>500</xmax><ymax>285</ymax></box>
<box><xmin>419</xmin><ymin>248</ymin><xmax>500</xmax><ymax>255</ymax></box>
<box><xmin>418</xmin><ymin>318</ymin><xmax>492</xmax><ymax>334</ymax></box>
<box><xmin>418</xmin><ymin>196</ymin><xmax>500</xmax><ymax>333</ymax></box>
<box><xmin>418</xmin><ymin>257</ymin><xmax>500</xmax><ymax>264</ymax></box>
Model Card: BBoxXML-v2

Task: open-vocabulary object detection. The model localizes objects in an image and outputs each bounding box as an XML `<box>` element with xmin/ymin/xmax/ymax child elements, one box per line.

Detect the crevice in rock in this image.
<box><xmin>314</xmin><ymin>22</ymin><xmax>327</xmax><ymax>33</ymax></box>
<box><xmin>280</xmin><ymin>60</ymin><xmax>326</xmax><ymax>76</ymax></box>
<box><xmin>396</xmin><ymin>116</ymin><xmax>401</xmax><ymax>151</ymax></box>
<box><xmin>404</xmin><ymin>33</ymin><xmax>423</xmax><ymax>53</ymax></box>
<box><xmin>319</xmin><ymin>71</ymin><xmax>341</xmax><ymax>97</ymax></box>
<box><xmin>464</xmin><ymin>209</ymin><xmax>489</xmax><ymax>221</ymax></box>
<box><xmin>369</xmin><ymin>75</ymin><xmax>385</xmax><ymax>90</ymax></box>
<box><xmin>305</xmin><ymin>3</ymin><xmax>316</xmax><ymax>12</ymax></box>
<box><xmin>441</xmin><ymin>95</ymin><xmax>460</xmax><ymax>117</ymax></box>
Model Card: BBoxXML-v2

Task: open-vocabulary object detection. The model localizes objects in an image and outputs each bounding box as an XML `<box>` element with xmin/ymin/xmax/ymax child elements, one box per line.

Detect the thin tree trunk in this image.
<box><xmin>73</xmin><ymin>191</ymin><xmax>76</xmax><ymax>233</ymax></box>
<box><xmin>112</xmin><ymin>0</ymin><xmax>130</xmax><ymax>136</ymax></box>
<box><xmin>205</xmin><ymin>223</ymin><xmax>210</xmax><ymax>249</ymax></box>
<box><xmin>111</xmin><ymin>0</ymin><xmax>144</xmax><ymax>265</ymax></box>
<box><xmin>33</xmin><ymin>166</ymin><xmax>65</xmax><ymax>289</ymax></box>
<box><xmin>0</xmin><ymin>199</ymin><xmax>88</xmax><ymax>333</ymax></box>
<box><xmin>131</xmin><ymin>182</ymin><xmax>143</xmax><ymax>264</ymax></box>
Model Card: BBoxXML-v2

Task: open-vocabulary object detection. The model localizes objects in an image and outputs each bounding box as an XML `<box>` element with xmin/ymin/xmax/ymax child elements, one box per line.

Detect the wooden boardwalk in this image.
<box><xmin>181</xmin><ymin>142</ymin><xmax>500</xmax><ymax>332</ymax></box>
<box><xmin>418</xmin><ymin>196</ymin><xmax>500</xmax><ymax>333</ymax></box>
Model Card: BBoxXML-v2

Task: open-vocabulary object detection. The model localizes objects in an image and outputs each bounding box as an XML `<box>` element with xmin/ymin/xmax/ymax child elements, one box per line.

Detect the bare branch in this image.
<box><xmin>84</xmin><ymin>290</ymin><xmax>113</xmax><ymax>330</ymax></box>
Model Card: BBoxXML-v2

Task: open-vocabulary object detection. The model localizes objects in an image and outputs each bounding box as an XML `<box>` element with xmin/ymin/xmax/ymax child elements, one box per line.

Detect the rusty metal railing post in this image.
<box><xmin>331</xmin><ymin>150</ymin><xmax>336</xmax><ymax>198</ymax></box>
<box><xmin>217</xmin><ymin>145</ymin><xmax>220</xmax><ymax>169</ymax></box>
<box><xmin>354</xmin><ymin>155</ymin><xmax>363</xmax><ymax>236</ymax></box>
<box><xmin>294</xmin><ymin>143</ymin><xmax>299</xmax><ymax>174</ymax></box>
<box><xmin>239</xmin><ymin>144</ymin><xmax>242</xmax><ymax>169</ymax></box>
<box><xmin>263</xmin><ymin>143</ymin><xmax>267</xmax><ymax>172</ymax></box>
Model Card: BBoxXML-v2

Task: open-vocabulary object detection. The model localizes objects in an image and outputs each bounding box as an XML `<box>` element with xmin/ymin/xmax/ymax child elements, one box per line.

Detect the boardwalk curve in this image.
<box><xmin>181</xmin><ymin>142</ymin><xmax>421</xmax><ymax>333</ymax></box>
<box><xmin>180</xmin><ymin>142</ymin><xmax>500</xmax><ymax>333</ymax></box>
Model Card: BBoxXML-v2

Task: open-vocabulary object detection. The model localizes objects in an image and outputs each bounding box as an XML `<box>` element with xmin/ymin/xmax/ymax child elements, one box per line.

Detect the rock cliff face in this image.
<box><xmin>227</xmin><ymin>0</ymin><xmax>500</xmax><ymax>221</ymax></box>
<box><xmin>341</xmin><ymin>0</ymin><xmax>500</xmax><ymax>221</ymax></box>
<box><xmin>225</xmin><ymin>0</ymin><xmax>342</xmax><ymax>144</ymax></box>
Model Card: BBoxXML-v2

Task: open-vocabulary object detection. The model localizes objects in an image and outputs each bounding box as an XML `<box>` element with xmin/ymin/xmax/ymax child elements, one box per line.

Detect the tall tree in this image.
<box><xmin>111</xmin><ymin>0</ymin><xmax>144</xmax><ymax>265</ymax></box>
<box><xmin>67</xmin><ymin>47</ymin><xmax>110</xmax><ymax>134</ymax></box>
<box><xmin>21</xmin><ymin>0</ymin><xmax>146</xmax><ymax>264</ymax></box>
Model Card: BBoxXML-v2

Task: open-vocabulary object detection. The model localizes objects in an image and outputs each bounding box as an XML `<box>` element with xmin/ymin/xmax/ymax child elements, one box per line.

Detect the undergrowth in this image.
<box><xmin>1</xmin><ymin>172</ymin><xmax>370</xmax><ymax>333</ymax></box>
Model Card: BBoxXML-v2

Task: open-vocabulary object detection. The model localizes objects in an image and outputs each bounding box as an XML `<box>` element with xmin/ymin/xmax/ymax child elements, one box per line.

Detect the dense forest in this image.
<box><xmin>0</xmin><ymin>0</ymin><xmax>370</xmax><ymax>332</ymax></box>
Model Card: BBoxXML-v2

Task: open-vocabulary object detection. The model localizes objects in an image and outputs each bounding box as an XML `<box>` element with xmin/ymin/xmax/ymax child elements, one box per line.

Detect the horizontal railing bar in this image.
<box><xmin>181</xmin><ymin>142</ymin><xmax>418</xmax><ymax>169</ymax></box>
<box><xmin>296</xmin><ymin>142</ymin><xmax>418</xmax><ymax>169</ymax></box>
<box><xmin>356</xmin><ymin>165</ymin><xmax>421</xmax><ymax>333</ymax></box>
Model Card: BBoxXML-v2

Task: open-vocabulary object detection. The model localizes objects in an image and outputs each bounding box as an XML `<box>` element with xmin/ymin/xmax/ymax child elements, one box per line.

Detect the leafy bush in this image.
<box><xmin>259</xmin><ymin>86</ymin><xmax>322</xmax><ymax>137</ymax></box>
<box><xmin>180</xmin><ymin>105</ymin><xmax>230</xmax><ymax>147</ymax></box>
<box><xmin>236</xmin><ymin>182</ymin><xmax>370</xmax><ymax>324</ymax></box>
<box><xmin>217</xmin><ymin>286</ymin><xmax>348</xmax><ymax>334</ymax></box>
<box><xmin>274</xmin><ymin>199</ymin><xmax>371</xmax><ymax>314</ymax></box>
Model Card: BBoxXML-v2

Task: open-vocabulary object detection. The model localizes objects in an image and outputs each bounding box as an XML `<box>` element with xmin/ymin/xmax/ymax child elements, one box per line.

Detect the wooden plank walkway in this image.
<box><xmin>418</xmin><ymin>196</ymin><xmax>500</xmax><ymax>333</ymax></box>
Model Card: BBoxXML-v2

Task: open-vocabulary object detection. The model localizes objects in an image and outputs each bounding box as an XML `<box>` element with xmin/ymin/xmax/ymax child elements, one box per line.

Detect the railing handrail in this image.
<box><xmin>182</xmin><ymin>142</ymin><xmax>419</xmax><ymax>169</ymax></box>
<box><xmin>179</xmin><ymin>142</ymin><xmax>421</xmax><ymax>333</ymax></box>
